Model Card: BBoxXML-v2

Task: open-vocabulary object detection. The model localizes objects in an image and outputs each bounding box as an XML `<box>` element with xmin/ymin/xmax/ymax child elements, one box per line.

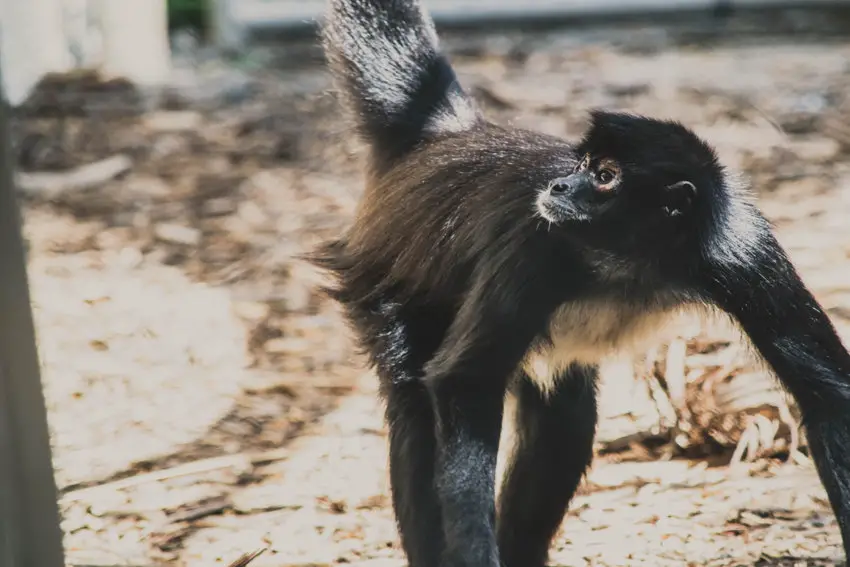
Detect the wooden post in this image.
<box><xmin>0</xmin><ymin>0</ymin><xmax>72</xmax><ymax>105</ymax></box>
<box><xmin>96</xmin><ymin>0</ymin><xmax>171</xmax><ymax>86</ymax></box>
<box><xmin>0</xmin><ymin>56</ymin><xmax>66</xmax><ymax>567</ymax></box>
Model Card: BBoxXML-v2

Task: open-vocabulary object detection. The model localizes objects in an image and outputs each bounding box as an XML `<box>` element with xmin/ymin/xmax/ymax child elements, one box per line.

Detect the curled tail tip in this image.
<box><xmin>320</xmin><ymin>0</ymin><xmax>479</xmax><ymax>160</ymax></box>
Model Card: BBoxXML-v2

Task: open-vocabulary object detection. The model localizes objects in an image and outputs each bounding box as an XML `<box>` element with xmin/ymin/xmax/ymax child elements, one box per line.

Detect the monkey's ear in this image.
<box><xmin>661</xmin><ymin>180</ymin><xmax>696</xmax><ymax>217</ymax></box>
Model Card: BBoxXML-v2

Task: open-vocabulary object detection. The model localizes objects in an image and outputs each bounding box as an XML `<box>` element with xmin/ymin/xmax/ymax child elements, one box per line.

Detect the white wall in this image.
<box><xmin>0</xmin><ymin>0</ymin><xmax>73</xmax><ymax>106</ymax></box>
<box><xmin>0</xmin><ymin>0</ymin><xmax>171</xmax><ymax>106</ymax></box>
<box><xmin>96</xmin><ymin>0</ymin><xmax>171</xmax><ymax>88</ymax></box>
<box><xmin>222</xmin><ymin>0</ymin><xmax>850</xmax><ymax>31</ymax></box>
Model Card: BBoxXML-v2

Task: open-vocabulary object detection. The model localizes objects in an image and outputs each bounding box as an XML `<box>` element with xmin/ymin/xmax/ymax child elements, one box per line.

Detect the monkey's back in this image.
<box><xmin>336</xmin><ymin>124</ymin><xmax>578</xmax><ymax>300</ymax></box>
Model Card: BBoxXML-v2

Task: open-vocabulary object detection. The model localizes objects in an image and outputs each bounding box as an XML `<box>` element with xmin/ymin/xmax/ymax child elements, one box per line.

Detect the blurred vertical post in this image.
<box><xmin>0</xmin><ymin>50</ymin><xmax>67</xmax><ymax>567</ymax></box>
<box><xmin>96</xmin><ymin>0</ymin><xmax>171</xmax><ymax>86</ymax></box>
<box><xmin>0</xmin><ymin>0</ymin><xmax>72</xmax><ymax>106</ymax></box>
<box><xmin>211</xmin><ymin>0</ymin><xmax>247</xmax><ymax>53</ymax></box>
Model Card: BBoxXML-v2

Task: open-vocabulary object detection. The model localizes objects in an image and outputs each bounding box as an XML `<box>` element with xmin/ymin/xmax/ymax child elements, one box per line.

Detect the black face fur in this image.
<box><xmin>535</xmin><ymin>110</ymin><xmax>727</xmax><ymax>263</ymax></box>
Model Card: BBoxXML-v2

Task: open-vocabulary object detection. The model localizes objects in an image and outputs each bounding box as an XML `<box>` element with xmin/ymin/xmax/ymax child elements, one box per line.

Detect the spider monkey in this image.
<box><xmin>309</xmin><ymin>1</ymin><xmax>850</xmax><ymax>565</ymax></box>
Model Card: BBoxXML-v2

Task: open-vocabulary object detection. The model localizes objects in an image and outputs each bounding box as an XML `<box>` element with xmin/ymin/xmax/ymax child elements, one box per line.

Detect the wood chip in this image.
<box><xmin>154</xmin><ymin>223</ymin><xmax>202</xmax><ymax>246</ymax></box>
<box><xmin>225</xmin><ymin>548</ymin><xmax>268</xmax><ymax>567</ymax></box>
<box><xmin>18</xmin><ymin>154</ymin><xmax>132</xmax><ymax>198</ymax></box>
<box><xmin>63</xmin><ymin>448</ymin><xmax>288</xmax><ymax>503</ymax></box>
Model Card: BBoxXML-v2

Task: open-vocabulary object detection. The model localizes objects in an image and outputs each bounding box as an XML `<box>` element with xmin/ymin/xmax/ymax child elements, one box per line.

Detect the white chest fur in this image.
<box><xmin>521</xmin><ymin>298</ymin><xmax>682</xmax><ymax>395</ymax></box>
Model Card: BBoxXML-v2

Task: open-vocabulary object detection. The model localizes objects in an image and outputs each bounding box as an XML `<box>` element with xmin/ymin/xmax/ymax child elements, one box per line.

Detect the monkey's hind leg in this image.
<box><xmin>367</xmin><ymin>297</ymin><xmax>453</xmax><ymax>567</ymax></box>
<box><xmin>497</xmin><ymin>364</ymin><xmax>599</xmax><ymax>567</ymax></box>
<box><xmin>384</xmin><ymin>379</ymin><xmax>445</xmax><ymax>567</ymax></box>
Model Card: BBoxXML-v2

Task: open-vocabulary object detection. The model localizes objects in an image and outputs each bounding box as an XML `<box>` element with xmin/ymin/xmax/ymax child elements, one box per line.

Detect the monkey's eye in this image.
<box><xmin>596</xmin><ymin>168</ymin><xmax>617</xmax><ymax>185</ymax></box>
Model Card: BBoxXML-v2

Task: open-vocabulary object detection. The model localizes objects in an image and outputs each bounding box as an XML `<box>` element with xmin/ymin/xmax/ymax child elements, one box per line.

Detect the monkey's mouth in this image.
<box><xmin>535</xmin><ymin>193</ymin><xmax>591</xmax><ymax>224</ymax></box>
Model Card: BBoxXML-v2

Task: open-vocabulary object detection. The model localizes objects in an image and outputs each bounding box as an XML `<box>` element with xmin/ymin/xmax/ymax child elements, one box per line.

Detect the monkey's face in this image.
<box><xmin>534</xmin><ymin>110</ymin><xmax>725</xmax><ymax>257</ymax></box>
<box><xmin>535</xmin><ymin>153</ymin><xmax>623</xmax><ymax>225</ymax></box>
<box><xmin>534</xmin><ymin>149</ymin><xmax>703</xmax><ymax>255</ymax></box>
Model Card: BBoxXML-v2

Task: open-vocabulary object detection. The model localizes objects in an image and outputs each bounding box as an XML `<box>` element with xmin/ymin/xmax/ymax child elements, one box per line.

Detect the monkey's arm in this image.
<box><xmin>707</xmin><ymin>234</ymin><xmax>850</xmax><ymax>552</ymax></box>
<box><xmin>423</xmin><ymin>257</ymin><xmax>561</xmax><ymax>567</ymax></box>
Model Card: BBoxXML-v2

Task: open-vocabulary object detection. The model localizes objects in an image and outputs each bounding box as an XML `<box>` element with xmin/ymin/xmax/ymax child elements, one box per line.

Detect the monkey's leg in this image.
<box><xmin>497</xmin><ymin>365</ymin><xmax>598</xmax><ymax>567</ymax></box>
<box><xmin>731</xmin><ymin>327</ymin><xmax>850</xmax><ymax>554</ymax></box>
<box><xmin>383</xmin><ymin>379</ymin><xmax>445</xmax><ymax>567</ymax></box>
<box><xmin>429</xmin><ymin>375</ymin><xmax>506</xmax><ymax>567</ymax></box>
<box><xmin>422</xmin><ymin>258</ymin><xmax>563</xmax><ymax>567</ymax></box>
<box><xmin>365</xmin><ymin>296</ymin><xmax>454</xmax><ymax>567</ymax></box>
<box><xmin>707</xmin><ymin>239</ymin><xmax>850</xmax><ymax>558</ymax></box>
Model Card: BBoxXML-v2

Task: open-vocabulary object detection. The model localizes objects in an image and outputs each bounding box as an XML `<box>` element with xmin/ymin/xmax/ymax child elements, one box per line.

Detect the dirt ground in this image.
<box><xmin>16</xmin><ymin>9</ymin><xmax>850</xmax><ymax>567</ymax></box>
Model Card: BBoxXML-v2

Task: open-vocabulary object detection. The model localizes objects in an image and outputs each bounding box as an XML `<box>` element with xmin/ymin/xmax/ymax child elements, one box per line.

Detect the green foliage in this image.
<box><xmin>169</xmin><ymin>0</ymin><xmax>206</xmax><ymax>12</ymax></box>
<box><xmin>167</xmin><ymin>0</ymin><xmax>208</xmax><ymax>32</ymax></box>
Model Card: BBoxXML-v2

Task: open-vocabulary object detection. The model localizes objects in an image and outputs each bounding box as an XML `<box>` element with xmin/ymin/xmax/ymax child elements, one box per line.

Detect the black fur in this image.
<box><xmin>321</xmin><ymin>0</ymin><xmax>478</xmax><ymax>168</ymax></box>
<box><xmin>497</xmin><ymin>366</ymin><xmax>598</xmax><ymax>567</ymax></box>
<box><xmin>311</xmin><ymin>1</ymin><xmax>850</xmax><ymax>566</ymax></box>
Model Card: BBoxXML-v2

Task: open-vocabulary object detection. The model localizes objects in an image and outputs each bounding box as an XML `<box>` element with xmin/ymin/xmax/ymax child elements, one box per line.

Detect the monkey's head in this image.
<box><xmin>536</xmin><ymin>110</ymin><xmax>725</xmax><ymax>254</ymax></box>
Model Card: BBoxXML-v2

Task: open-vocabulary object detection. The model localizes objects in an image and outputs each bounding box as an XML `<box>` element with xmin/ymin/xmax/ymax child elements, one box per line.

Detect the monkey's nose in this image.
<box><xmin>548</xmin><ymin>177</ymin><xmax>573</xmax><ymax>195</ymax></box>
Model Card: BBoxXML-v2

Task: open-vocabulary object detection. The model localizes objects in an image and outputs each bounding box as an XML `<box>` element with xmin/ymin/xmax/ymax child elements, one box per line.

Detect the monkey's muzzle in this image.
<box><xmin>536</xmin><ymin>173</ymin><xmax>594</xmax><ymax>224</ymax></box>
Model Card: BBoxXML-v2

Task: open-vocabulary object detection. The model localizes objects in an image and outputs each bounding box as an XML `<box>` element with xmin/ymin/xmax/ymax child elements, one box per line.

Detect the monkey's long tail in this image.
<box><xmin>322</xmin><ymin>0</ymin><xmax>479</xmax><ymax>166</ymax></box>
